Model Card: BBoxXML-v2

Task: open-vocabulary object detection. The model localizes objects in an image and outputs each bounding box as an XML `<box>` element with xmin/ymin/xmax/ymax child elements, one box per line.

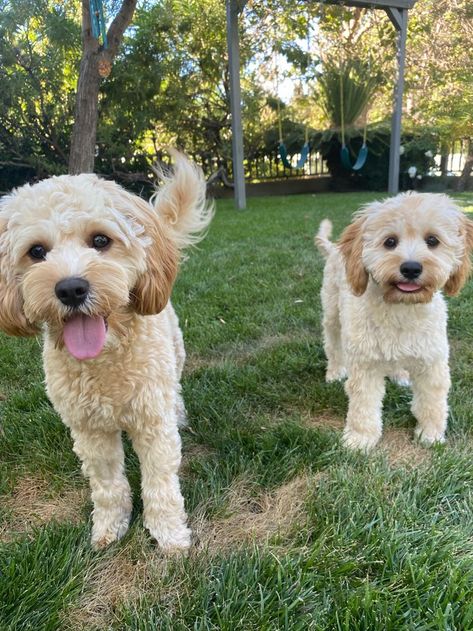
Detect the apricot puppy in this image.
<box><xmin>315</xmin><ymin>193</ymin><xmax>473</xmax><ymax>451</ymax></box>
<box><xmin>0</xmin><ymin>153</ymin><xmax>213</xmax><ymax>549</ymax></box>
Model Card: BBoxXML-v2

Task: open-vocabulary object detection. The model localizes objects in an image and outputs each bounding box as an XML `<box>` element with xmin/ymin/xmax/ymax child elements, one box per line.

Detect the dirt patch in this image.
<box><xmin>0</xmin><ymin>475</ymin><xmax>88</xmax><ymax>542</ymax></box>
<box><xmin>193</xmin><ymin>473</ymin><xmax>320</xmax><ymax>552</ymax></box>
<box><xmin>381</xmin><ymin>428</ymin><xmax>432</xmax><ymax>467</ymax></box>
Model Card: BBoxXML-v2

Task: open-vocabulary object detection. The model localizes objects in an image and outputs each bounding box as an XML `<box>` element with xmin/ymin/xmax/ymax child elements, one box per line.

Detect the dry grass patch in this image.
<box><xmin>193</xmin><ymin>473</ymin><xmax>320</xmax><ymax>552</ymax></box>
<box><xmin>65</xmin><ymin>531</ymin><xmax>189</xmax><ymax>631</ymax></box>
<box><xmin>184</xmin><ymin>332</ymin><xmax>307</xmax><ymax>374</ymax></box>
<box><xmin>180</xmin><ymin>442</ymin><xmax>215</xmax><ymax>475</ymax></box>
<box><xmin>0</xmin><ymin>475</ymin><xmax>87</xmax><ymax>542</ymax></box>
<box><xmin>381</xmin><ymin>428</ymin><xmax>432</xmax><ymax>468</ymax></box>
<box><xmin>65</xmin><ymin>539</ymin><xmax>153</xmax><ymax>630</ymax></box>
<box><xmin>301</xmin><ymin>411</ymin><xmax>345</xmax><ymax>431</ymax></box>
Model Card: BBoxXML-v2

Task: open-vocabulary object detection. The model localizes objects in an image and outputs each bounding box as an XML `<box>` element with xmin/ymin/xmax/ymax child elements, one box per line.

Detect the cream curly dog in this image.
<box><xmin>0</xmin><ymin>153</ymin><xmax>213</xmax><ymax>550</ymax></box>
<box><xmin>315</xmin><ymin>192</ymin><xmax>473</xmax><ymax>452</ymax></box>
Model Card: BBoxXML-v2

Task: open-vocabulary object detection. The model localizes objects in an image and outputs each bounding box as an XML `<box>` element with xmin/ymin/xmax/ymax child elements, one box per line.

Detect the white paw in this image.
<box><xmin>326</xmin><ymin>366</ymin><xmax>348</xmax><ymax>382</ymax></box>
<box><xmin>91</xmin><ymin>512</ymin><xmax>130</xmax><ymax>549</ymax></box>
<box><xmin>342</xmin><ymin>428</ymin><xmax>381</xmax><ymax>452</ymax></box>
<box><xmin>148</xmin><ymin>521</ymin><xmax>191</xmax><ymax>554</ymax></box>
<box><xmin>414</xmin><ymin>426</ymin><xmax>446</xmax><ymax>446</ymax></box>
<box><xmin>390</xmin><ymin>371</ymin><xmax>411</xmax><ymax>387</ymax></box>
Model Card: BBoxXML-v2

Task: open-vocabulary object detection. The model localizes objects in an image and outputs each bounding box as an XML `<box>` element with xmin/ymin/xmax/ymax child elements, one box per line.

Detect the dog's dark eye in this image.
<box><xmin>28</xmin><ymin>244</ymin><xmax>48</xmax><ymax>260</ymax></box>
<box><xmin>426</xmin><ymin>235</ymin><xmax>440</xmax><ymax>248</ymax></box>
<box><xmin>92</xmin><ymin>234</ymin><xmax>111</xmax><ymax>250</ymax></box>
<box><xmin>383</xmin><ymin>236</ymin><xmax>398</xmax><ymax>249</ymax></box>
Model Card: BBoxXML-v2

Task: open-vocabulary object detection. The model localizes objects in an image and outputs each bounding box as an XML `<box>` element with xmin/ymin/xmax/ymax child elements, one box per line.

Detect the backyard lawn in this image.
<box><xmin>2</xmin><ymin>191</ymin><xmax>473</xmax><ymax>630</ymax></box>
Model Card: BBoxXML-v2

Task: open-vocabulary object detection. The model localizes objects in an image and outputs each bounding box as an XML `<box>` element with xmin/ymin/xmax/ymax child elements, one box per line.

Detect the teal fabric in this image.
<box><xmin>296</xmin><ymin>142</ymin><xmax>310</xmax><ymax>169</ymax></box>
<box><xmin>340</xmin><ymin>144</ymin><xmax>368</xmax><ymax>171</ymax></box>
<box><xmin>89</xmin><ymin>0</ymin><xmax>108</xmax><ymax>48</ymax></box>
<box><xmin>279</xmin><ymin>142</ymin><xmax>310</xmax><ymax>170</ymax></box>
<box><xmin>278</xmin><ymin>143</ymin><xmax>293</xmax><ymax>169</ymax></box>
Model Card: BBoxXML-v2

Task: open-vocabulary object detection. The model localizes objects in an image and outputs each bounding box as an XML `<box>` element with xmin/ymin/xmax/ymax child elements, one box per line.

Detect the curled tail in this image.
<box><xmin>152</xmin><ymin>149</ymin><xmax>214</xmax><ymax>250</ymax></box>
<box><xmin>314</xmin><ymin>219</ymin><xmax>335</xmax><ymax>259</ymax></box>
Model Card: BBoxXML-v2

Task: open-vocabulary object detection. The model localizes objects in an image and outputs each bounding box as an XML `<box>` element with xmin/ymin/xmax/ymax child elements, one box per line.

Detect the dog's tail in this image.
<box><xmin>152</xmin><ymin>150</ymin><xmax>214</xmax><ymax>250</ymax></box>
<box><xmin>314</xmin><ymin>219</ymin><xmax>336</xmax><ymax>259</ymax></box>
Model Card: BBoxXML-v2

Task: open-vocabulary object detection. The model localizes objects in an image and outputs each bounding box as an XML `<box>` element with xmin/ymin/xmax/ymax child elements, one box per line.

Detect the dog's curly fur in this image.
<box><xmin>315</xmin><ymin>192</ymin><xmax>473</xmax><ymax>452</ymax></box>
<box><xmin>0</xmin><ymin>152</ymin><xmax>213</xmax><ymax>550</ymax></box>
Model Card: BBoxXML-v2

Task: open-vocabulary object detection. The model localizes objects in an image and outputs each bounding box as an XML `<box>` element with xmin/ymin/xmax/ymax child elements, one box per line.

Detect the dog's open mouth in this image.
<box><xmin>63</xmin><ymin>314</ymin><xmax>107</xmax><ymax>360</ymax></box>
<box><xmin>395</xmin><ymin>282</ymin><xmax>423</xmax><ymax>293</ymax></box>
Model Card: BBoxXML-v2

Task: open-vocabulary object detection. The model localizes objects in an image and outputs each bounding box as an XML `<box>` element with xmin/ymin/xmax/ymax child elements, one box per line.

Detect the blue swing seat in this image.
<box><xmin>340</xmin><ymin>143</ymin><xmax>368</xmax><ymax>171</ymax></box>
<box><xmin>279</xmin><ymin>141</ymin><xmax>310</xmax><ymax>169</ymax></box>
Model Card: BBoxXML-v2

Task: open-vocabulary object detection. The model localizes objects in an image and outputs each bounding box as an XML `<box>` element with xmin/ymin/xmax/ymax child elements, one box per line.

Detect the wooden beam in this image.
<box><xmin>388</xmin><ymin>7</ymin><xmax>408</xmax><ymax>194</ymax></box>
<box><xmin>385</xmin><ymin>7</ymin><xmax>403</xmax><ymax>29</ymax></box>
<box><xmin>318</xmin><ymin>0</ymin><xmax>416</xmax><ymax>9</ymax></box>
<box><xmin>226</xmin><ymin>0</ymin><xmax>246</xmax><ymax>209</ymax></box>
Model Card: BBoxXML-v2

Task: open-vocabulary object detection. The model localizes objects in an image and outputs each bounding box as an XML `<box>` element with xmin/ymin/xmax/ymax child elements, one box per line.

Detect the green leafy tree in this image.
<box><xmin>0</xmin><ymin>0</ymin><xmax>80</xmax><ymax>183</ymax></box>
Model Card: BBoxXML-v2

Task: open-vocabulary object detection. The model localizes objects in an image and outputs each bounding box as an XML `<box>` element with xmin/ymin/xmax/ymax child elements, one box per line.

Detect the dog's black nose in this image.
<box><xmin>400</xmin><ymin>261</ymin><xmax>423</xmax><ymax>280</ymax></box>
<box><xmin>55</xmin><ymin>277</ymin><xmax>90</xmax><ymax>307</ymax></box>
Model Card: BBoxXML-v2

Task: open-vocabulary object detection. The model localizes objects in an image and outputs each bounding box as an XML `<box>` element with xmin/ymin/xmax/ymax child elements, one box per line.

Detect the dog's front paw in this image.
<box><xmin>326</xmin><ymin>365</ymin><xmax>348</xmax><ymax>382</ymax></box>
<box><xmin>148</xmin><ymin>521</ymin><xmax>191</xmax><ymax>555</ymax></box>
<box><xmin>390</xmin><ymin>370</ymin><xmax>411</xmax><ymax>387</ymax></box>
<box><xmin>342</xmin><ymin>427</ymin><xmax>380</xmax><ymax>452</ymax></box>
<box><xmin>91</xmin><ymin>512</ymin><xmax>130</xmax><ymax>550</ymax></box>
<box><xmin>414</xmin><ymin>426</ymin><xmax>446</xmax><ymax>446</ymax></box>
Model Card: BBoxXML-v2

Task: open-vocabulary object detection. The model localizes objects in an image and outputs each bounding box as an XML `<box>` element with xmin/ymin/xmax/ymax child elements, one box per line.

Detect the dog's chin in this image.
<box><xmin>382</xmin><ymin>281</ymin><xmax>435</xmax><ymax>305</ymax></box>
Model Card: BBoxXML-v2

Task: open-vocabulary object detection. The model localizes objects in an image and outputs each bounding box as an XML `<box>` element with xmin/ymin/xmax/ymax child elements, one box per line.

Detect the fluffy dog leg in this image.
<box><xmin>410</xmin><ymin>360</ymin><xmax>450</xmax><ymax>445</ymax></box>
<box><xmin>320</xmin><ymin>258</ymin><xmax>346</xmax><ymax>382</ymax></box>
<box><xmin>129</xmin><ymin>424</ymin><xmax>191</xmax><ymax>553</ymax></box>
<box><xmin>72</xmin><ymin>429</ymin><xmax>132</xmax><ymax>549</ymax></box>
<box><xmin>343</xmin><ymin>369</ymin><xmax>385</xmax><ymax>451</ymax></box>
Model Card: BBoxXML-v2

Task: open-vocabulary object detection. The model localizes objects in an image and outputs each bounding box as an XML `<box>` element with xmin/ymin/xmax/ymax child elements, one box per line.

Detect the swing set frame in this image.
<box><xmin>226</xmin><ymin>0</ymin><xmax>417</xmax><ymax>209</ymax></box>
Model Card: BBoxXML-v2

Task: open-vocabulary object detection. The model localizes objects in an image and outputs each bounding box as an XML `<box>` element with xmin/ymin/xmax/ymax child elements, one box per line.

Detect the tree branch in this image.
<box><xmin>105</xmin><ymin>0</ymin><xmax>138</xmax><ymax>60</ymax></box>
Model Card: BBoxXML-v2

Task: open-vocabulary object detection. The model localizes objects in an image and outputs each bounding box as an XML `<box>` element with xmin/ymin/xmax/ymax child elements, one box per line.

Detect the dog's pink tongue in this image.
<box><xmin>63</xmin><ymin>314</ymin><xmax>106</xmax><ymax>360</ymax></box>
<box><xmin>397</xmin><ymin>282</ymin><xmax>421</xmax><ymax>292</ymax></box>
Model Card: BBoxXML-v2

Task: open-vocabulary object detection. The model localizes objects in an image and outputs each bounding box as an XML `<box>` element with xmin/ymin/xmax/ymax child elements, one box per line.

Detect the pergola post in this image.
<box><xmin>386</xmin><ymin>8</ymin><xmax>408</xmax><ymax>195</ymax></box>
<box><xmin>226</xmin><ymin>0</ymin><xmax>246</xmax><ymax>210</ymax></box>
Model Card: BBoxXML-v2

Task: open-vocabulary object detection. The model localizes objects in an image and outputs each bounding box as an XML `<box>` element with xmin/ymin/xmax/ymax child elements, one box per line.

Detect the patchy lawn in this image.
<box><xmin>2</xmin><ymin>191</ymin><xmax>473</xmax><ymax>630</ymax></box>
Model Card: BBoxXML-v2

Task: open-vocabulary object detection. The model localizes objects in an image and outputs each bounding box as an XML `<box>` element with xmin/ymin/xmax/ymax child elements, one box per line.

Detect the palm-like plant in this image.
<box><xmin>316</xmin><ymin>58</ymin><xmax>382</xmax><ymax>130</ymax></box>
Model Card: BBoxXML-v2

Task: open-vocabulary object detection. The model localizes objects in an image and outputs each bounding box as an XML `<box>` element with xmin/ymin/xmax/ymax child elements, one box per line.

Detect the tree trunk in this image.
<box><xmin>68</xmin><ymin>0</ymin><xmax>137</xmax><ymax>175</ymax></box>
<box><xmin>457</xmin><ymin>140</ymin><xmax>473</xmax><ymax>192</ymax></box>
<box><xmin>69</xmin><ymin>1</ymin><xmax>100</xmax><ymax>174</ymax></box>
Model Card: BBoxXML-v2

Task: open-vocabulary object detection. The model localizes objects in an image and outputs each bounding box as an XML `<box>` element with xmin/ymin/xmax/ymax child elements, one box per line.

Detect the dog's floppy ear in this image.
<box><xmin>0</xmin><ymin>218</ymin><xmax>38</xmax><ymax>336</ymax></box>
<box><xmin>131</xmin><ymin>205</ymin><xmax>179</xmax><ymax>315</ymax></box>
<box><xmin>444</xmin><ymin>216</ymin><xmax>473</xmax><ymax>297</ymax></box>
<box><xmin>106</xmin><ymin>185</ymin><xmax>179</xmax><ymax>315</ymax></box>
<box><xmin>338</xmin><ymin>216</ymin><xmax>369</xmax><ymax>296</ymax></box>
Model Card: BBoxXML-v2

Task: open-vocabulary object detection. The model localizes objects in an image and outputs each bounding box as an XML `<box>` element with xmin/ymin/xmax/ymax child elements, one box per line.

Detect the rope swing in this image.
<box><xmin>276</xmin><ymin>14</ymin><xmax>311</xmax><ymax>171</ymax></box>
<box><xmin>277</xmin><ymin>99</ymin><xmax>310</xmax><ymax>170</ymax></box>
<box><xmin>339</xmin><ymin>70</ymin><xmax>368</xmax><ymax>171</ymax></box>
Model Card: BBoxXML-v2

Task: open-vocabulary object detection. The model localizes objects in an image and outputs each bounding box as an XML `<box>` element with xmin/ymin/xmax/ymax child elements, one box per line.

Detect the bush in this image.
<box><xmin>317</xmin><ymin>125</ymin><xmax>439</xmax><ymax>191</ymax></box>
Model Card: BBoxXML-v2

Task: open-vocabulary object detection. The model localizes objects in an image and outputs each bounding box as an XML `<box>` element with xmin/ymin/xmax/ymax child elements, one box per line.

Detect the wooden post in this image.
<box><xmin>386</xmin><ymin>7</ymin><xmax>408</xmax><ymax>195</ymax></box>
<box><xmin>226</xmin><ymin>0</ymin><xmax>246</xmax><ymax>209</ymax></box>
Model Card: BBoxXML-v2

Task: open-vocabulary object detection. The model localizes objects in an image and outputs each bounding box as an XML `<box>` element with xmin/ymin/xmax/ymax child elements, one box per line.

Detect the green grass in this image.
<box><xmin>1</xmin><ymin>191</ymin><xmax>473</xmax><ymax>630</ymax></box>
